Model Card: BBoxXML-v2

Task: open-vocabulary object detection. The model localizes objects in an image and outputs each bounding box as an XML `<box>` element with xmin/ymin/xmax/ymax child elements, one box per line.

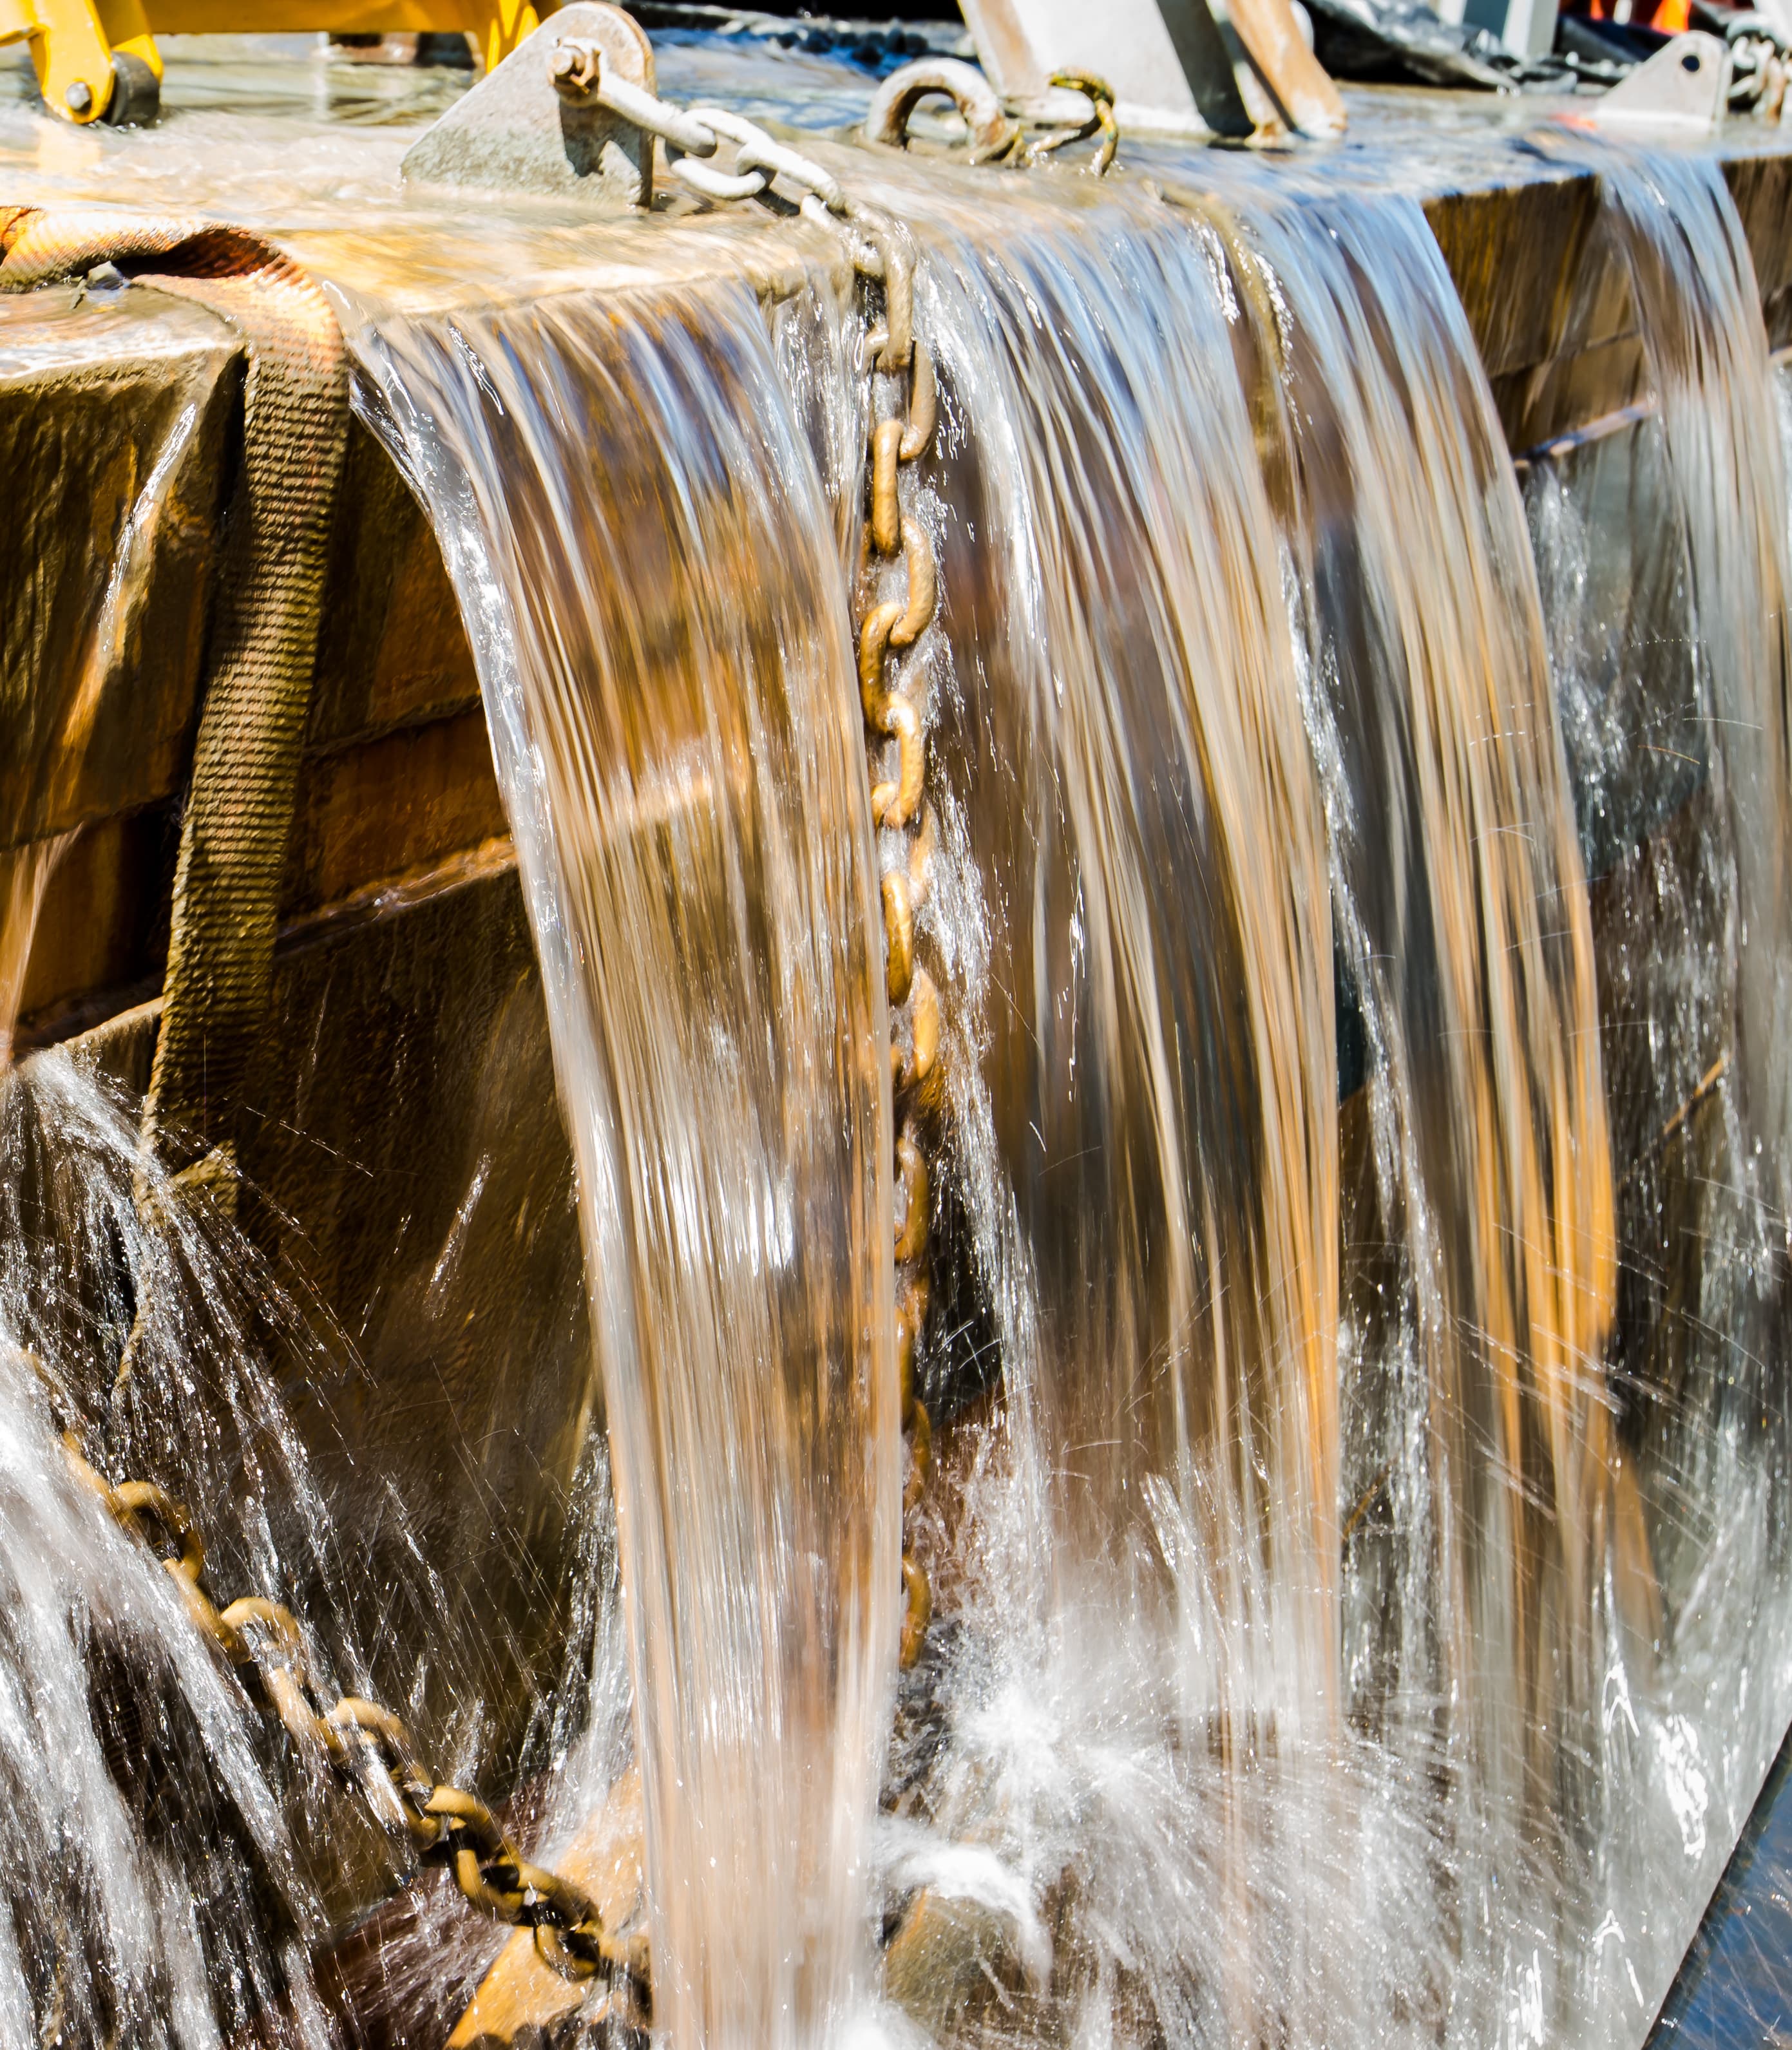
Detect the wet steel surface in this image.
<box><xmin>1650</xmin><ymin>1727</ymin><xmax>1792</xmax><ymax>2047</ymax></box>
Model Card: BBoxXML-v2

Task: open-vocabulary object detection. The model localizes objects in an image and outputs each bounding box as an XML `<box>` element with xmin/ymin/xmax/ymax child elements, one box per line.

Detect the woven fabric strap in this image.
<box><xmin>2</xmin><ymin>207</ymin><xmax>348</xmax><ymax>1202</ymax></box>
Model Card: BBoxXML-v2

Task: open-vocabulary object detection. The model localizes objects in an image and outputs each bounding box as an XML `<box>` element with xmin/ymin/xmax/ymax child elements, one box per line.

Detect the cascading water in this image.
<box><xmin>855</xmin><ymin>180</ymin><xmax>1348</xmax><ymax>2050</ymax></box>
<box><xmin>338</xmin><ymin>130</ymin><xmax>1792</xmax><ymax>2050</ymax></box>
<box><xmin>356</xmin><ymin>280</ymin><xmax>898</xmax><ymax>2050</ymax></box>
<box><xmin>6</xmin><ymin>35</ymin><xmax>1792</xmax><ymax>2050</ymax></box>
<box><xmin>0</xmin><ymin>1037</ymin><xmax>340</xmax><ymax>2048</ymax></box>
<box><xmin>1516</xmin><ymin>135</ymin><xmax>1792</xmax><ymax>2029</ymax></box>
<box><xmin>839</xmin><ymin>161</ymin><xmax>1621</xmax><ymax>2050</ymax></box>
<box><xmin>1244</xmin><ymin>173</ymin><xmax>1624</xmax><ymax>2039</ymax></box>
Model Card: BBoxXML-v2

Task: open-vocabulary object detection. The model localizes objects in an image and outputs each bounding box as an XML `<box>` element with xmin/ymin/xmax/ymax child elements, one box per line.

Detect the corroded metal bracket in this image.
<box><xmin>958</xmin><ymin>0</ymin><xmax>1346</xmax><ymax>139</ymax></box>
<box><xmin>400</xmin><ymin>0</ymin><xmax>653</xmax><ymax>205</ymax></box>
<box><xmin>1590</xmin><ymin>28</ymin><xmax>1730</xmax><ymax>129</ymax></box>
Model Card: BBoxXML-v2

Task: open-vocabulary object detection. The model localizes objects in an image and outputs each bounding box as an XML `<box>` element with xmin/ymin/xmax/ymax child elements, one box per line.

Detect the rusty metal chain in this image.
<box><xmin>30</xmin><ymin>1367</ymin><xmax>650</xmax><ymax>2019</ymax></box>
<box><xmin>865</xmin><ymin>57</ymin><xmax>1118</xmax><ymax>176</ymax></box>
<box><xmin>856</xmin><ymin>298</ymin><xmax>943</xmax><ymax>1675</ymax></box>
<box><xmin>571</xmin><ymin>47</ymin><xmax>946</xmax><ymax>1666</ymax></box>
<box><xmin>550</xmin><ymin>39</ymin><xmax>850</xmax><ymax>213</ymax></box>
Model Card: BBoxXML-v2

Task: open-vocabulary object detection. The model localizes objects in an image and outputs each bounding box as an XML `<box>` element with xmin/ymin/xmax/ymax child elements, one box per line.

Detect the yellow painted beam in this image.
<box><xmin>0</xmin><ymin>0</ymin><xmax>558</xmax><ymax>121</ymax></box>
<box><xmin>5</xmin><ymin>0</ymin><xmax>118</xmax><ymax>122</ymax></box>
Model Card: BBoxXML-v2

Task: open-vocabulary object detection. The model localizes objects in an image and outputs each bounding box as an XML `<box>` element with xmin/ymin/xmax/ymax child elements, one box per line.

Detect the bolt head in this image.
<box><xmin>548</xmin><ymin>37</ymin><xmax>598</xmax><ymax>95</ymax></box>
<box><xmin>64</xmin><ymin>80</ymin><xmax>93</xmax><ymax>113</ymax></box>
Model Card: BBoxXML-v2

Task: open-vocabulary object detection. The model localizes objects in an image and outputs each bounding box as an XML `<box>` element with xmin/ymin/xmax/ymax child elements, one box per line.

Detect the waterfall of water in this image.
<box><xmin>1518</xmin><ymin>138</ymin><xmax>1792</xmax><ymax>2035</ymax></box>
<box><xmin>890</xmin><ymin>145</ymin><xmax>1792</xmax><ymax>2049</ymax></box>
<box><xmin>1241</xmin><ymin>171</ymin><xmax>1623</xmax><ymax>2036</ymax></box>
<box><xmin>339</xmin><ymin>132</ymin><xmax>1792</xmax><ymax>2049</ymax></box>
<box><xmin>0</xmin><ymin>1034</ymin><xmax>355</xmax><ymax>2047</ymax></box>
<box><xmin>848</xmin><ymin>178</ymin><xmax>1344</xmax><ymax>2050</ymax></box>
<box><xmin>783</xmin><ymin>157</ymin><xmax>1603</xmax><ymax>2044</ymax></box>
<box><xmin>0</xmin><ymin>79</ymin><xmax>1709</xmax><ymax>2050</ymax></box>
<box><xmin>356</xmin><ymin>280</ymin><xmax>899</xmax><ymax>2050</ymax></box>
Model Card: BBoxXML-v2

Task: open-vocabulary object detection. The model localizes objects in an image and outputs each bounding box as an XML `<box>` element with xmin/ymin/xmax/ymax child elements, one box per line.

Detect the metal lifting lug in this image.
<box><xmin>401</xmin><ymin>1</ymin><xmax>656</xmax><ymax>205</ymax></box>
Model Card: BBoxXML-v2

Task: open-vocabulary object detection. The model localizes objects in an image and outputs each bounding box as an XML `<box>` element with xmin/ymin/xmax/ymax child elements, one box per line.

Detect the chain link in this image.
<box><xmin>676</xmin><ymin>107</ymin><xmax>847</xmax><ymax>214</ymax></box>
<box><xmin>35</xmin><ymin>1372</ymin><xmax>650</xmax><ymax>2019</ymax></box>
<box><xmin>857</xmin><ymin>324</ymin><xmax>943</xmax><ymax>1673</ymax></box>
<box><xmin>551</xmin><ymin>40</ymin><xmax>852</xmax><ymax>214</ymax></box>
<box><xmin>866</xmin><ymin>57</ymin><xmax>1118</xmax><ymax>176</ymax></box>
<box><xmin>546</xmin><ymin>33</ymin><xmax>929</xmax><ymax>374</ymax></box>
<box><xmin>1031</xmin><ymin>73</ymin><xmax>1118</xmax><ymax>177</ymax></box>
<box><xmin>564</xmin><ymin>46</ymin><xmax>947</xmax><ymax>1671</ymax></box>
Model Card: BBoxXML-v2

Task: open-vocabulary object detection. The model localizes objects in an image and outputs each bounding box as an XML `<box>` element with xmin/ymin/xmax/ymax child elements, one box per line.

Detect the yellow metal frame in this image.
<box><xmin>0</xmin><ymin>0</ymin><xmax>557</xmax><ymax>121</ymax></box>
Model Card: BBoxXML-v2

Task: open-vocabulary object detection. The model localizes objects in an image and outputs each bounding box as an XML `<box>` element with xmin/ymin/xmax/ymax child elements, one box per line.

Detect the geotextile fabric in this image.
<box><xmin>1</xmin><ymin>206</ymin><xmax>348</xmax><ymax>1197</ymax></box>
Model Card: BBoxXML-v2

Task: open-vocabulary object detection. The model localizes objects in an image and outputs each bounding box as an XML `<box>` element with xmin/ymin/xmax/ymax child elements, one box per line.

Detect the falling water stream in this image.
<box><xmin>350</xmin><ymin>131</ymin><xmax>1792</xmax><ymax>2050</ymax></box>
<box><xmin>3</xmin><ymin>38</ymin><xmax>1792</xmax><ymax>2050</ymax></box>
<box><xmin>1515</xmin><ymin>138</ymin><xmax>1792</xmax><ymax>2034</ymax></box>
<box><xmin>830</xmin><ymin>164</ymin><xmax>1619</xmax><ymax>2050</ymax></box>
<box><xmin>358</xmin><ymin>280</ymin><xmax>897</xmax><ymax>2050</ymax></box>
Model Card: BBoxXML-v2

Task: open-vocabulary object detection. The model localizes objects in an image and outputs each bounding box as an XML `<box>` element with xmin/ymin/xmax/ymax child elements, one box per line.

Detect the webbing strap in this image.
<box><xmin>1</xmin><ymin>209</ymin><xmax>348</xmax><ymax>1207</ymax></box>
